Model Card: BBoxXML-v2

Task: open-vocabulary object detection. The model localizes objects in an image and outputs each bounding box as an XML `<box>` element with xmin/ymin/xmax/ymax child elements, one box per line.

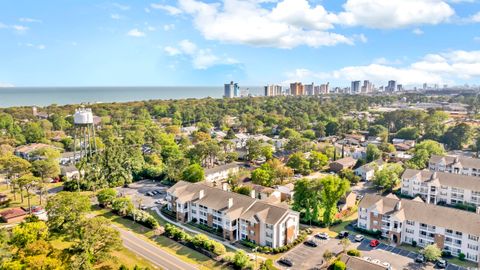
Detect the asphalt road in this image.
<box><xmin>116</xmin><ymin>226</ymin><xmax>199</xmax><ymax>270</ymax></box>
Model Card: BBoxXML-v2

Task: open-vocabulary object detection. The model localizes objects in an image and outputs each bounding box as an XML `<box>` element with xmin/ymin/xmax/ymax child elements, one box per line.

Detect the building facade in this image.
<box><xmin>358</xmin><ymin>194</ymin><xmax>480</xmax><ymax>263</ymax></box>
<box><xmin>167</xmin><ymin>181</ymin><xmax>300</xmax><ymax>248</ymax></box>
<box><xmin>351</xmin><ymin>81</ymin><xmax>360</xmax><ymax>94</ymax></box>
<box><xmin>400</xmin><ymin>169</ymin><xmax>480</xmax><ymax>206</ymax></box>
<box><xmin>264</xmin><ymin>85</ymin><xmax>283</xmax><ymax>96</ymax></box>
<box><xmin>224</xmin><ymin>81</ymin><xmax>239</xmax><ymax>98</ymax></box>
<box><xmin>429</xmin><ymin>155</ymin><xmax>480</xmax><ymax>177</ymax></box>
<box><xmin>290</xmin><ymin>82</ymin><xmax>304</xmax><ymax>96</ymax></box>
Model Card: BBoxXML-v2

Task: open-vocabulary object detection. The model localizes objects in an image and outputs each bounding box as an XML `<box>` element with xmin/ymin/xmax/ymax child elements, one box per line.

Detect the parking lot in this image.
<box><xmin>116</xmin><ymin>180</ymin><xmax>168</xmax><ymax>209</ymax></box>
<box><xmin>276</xmin><ymin>234</ymin><xmax>471</xmax><ymax>270</ymax></box>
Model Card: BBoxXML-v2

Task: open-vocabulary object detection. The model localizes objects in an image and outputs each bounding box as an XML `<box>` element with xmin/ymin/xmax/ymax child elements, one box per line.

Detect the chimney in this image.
<box><xmin>228</xmin><ymin>198</ymin><xmax>233</xmax><ymax>209</ymax></box>
<box><xmin>431</xmin><ymin>172</ymin><xmax>437</xmax><ymax>180</ymax></box>
<box><xmin>222</xmin><ymin>182</ymin><xmax>229</xmax><ymax>191</ymax></box>
<box><xmin>395</xmin><ymin>201</ymin><xmax>402</xmax><ymax>211</ymax></box>
<box><xmin>199</xmin><ymin>190</ymin><xmax>205</xmax><ymax>199</ymax></box>
<box><xmin>250</xmin><ymin>189</ymin><xmax>256</xmax><ymax>199</ymax></box>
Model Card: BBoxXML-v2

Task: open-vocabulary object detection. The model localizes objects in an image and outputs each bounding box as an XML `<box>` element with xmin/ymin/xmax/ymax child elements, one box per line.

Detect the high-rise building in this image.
<box><xmin>264</xmin><ymin>85</ymin><xmax>283</xmax><ymax>96</ymax></box>
<box><xmin>397</xmin><ymin>84</ymin><xmax>403</xmax><ymax>92</ymax></box>
<box><xmin>387</xmin><ymin>80</ymin><xmax>397</xmax><ymax>92</ymax></box>
<box><xmin>351</xmin><ymin>81</ymin><xmax>361</xmax><ymax>94</ymax></box>
<box><xmin>361</xmin><ymin>80</ymin><xmax>373</xmax><ymax>93</ymax></box>
<box><xmin>304</xmin><ymin>83</ymin><xmax>314</xmax><ymax>96</ymax></box>
<box><xmin>224</xmin><ymin>81</ymin><xmax>239</xmax><ymax>98</ymax></box>
<box><xmin>290</xmin><ymin>82</ymin><xmax>304</xmax><ymax>96</ymax></box>
<box><xmin>423</xmin><ymin>83</ymin><xmax>427</xmax><ymax>90</ymax></box>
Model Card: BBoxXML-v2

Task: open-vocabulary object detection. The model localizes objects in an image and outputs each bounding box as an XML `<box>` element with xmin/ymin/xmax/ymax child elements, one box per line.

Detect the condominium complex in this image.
<box><xmin>304</xmin><ymin>83</ymin><xmax>314</xmax><ymax>96</ymax></box>
<box><xmin>166</xmin><ymin>181</ymin><xmax>300</xmax><ymax>248</ymax></box>
<box><xmin>400</xmin><ymin>169</ymin><xmax>480</xmax><ymax>206</ymax></box>
<box><xmin>290</xmin><ymin>82</ymin><xmax>304</xmax><ymax>96</ymax></box>
<box><xmin>429</xmin><ymin>155</ymin><xmax>480</xmax><ymax>177</ymax></box>
<box><xmin>351</xmin><ymin>81</ymin><xmax>361</xmax><ymax>93</ymax></box>
<box><xmin>224</xmin><ymin>81</ymin><xmax>240</xmax><ymax>98</ymax></box>
<box><xmin>264</xmin><ymin>84</ymin><xmax>283</xmax><ymax>96</ymax></box>
<box><xmin>386</xmin><ymin>80</ymin><xmax>397</xmax><ymax>92</ymax></box>
<box><xmin>358</xmin><ymin>194</ymin><xmax>480</xmax><ymax>263</ymax></box>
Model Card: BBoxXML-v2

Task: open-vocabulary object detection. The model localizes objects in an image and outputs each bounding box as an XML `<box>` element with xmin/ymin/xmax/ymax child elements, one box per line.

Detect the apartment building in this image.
<box><xmin>429</xmin><ymin>155</ymin><xmax>480</xmax><ymax>177</ymax></box>
<box><xmin>166</xmin><ymin>181</ymin><xmax>300</xmax><ymax>248</ymax></box>
<box><xmin>358</xmin><ymin>194</ymin><xmax>480</xmax><ymax>263</ymax></box>
<box><xmin>401</xmin><ymin>169</ymin><xmax>480</xmax><ymax>206</ymax></box>
<box><xmin>290</xmin><ymin>82</ymin><xmax>304</xmax><ymax>96</ymax></box>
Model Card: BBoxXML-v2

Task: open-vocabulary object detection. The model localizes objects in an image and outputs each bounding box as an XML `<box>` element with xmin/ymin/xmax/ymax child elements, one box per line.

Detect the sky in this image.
<box><xmin>0</xmin><ymin>0</ymin><xmax>480</xmax><ymax>88</ymax></box>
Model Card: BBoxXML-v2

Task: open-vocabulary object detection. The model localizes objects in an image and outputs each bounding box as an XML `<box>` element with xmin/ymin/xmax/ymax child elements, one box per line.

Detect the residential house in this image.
<box><xmin>330</xmin><ymin>157</ymin><xmax>357</xmax><ymax>172</ymax></box>
<box><xmin>392</xmin><ymin>139</ymin><xmax>415</xmax><ymax>151</ymax></box>
<box><xmin>166</xmin><ymin>181</ymin><xmax>300</xmax><ymax>248</ymax></box>
<box><xmin>358</xmin><ymin>194</ymin><xmax>480</xmax><ymax>263</ymax></box>
<box><xmin>339</xmin><ymin>254</ymin><xmax>389</xmax><ymax>270</ymax></box>
<box><xmin>60</xmin><ymin>165</ymin><xmax>80</xmax><ymax>180</ymax></box>
<box><xmin>401</xmin><ymin>169</ymin><xmax>480</xmax><ymax>206</ymax></box>
<box><xmin>338</xmin><ymin>192</ymin><xmax>357</xmax><ymax>212</ymax></box>
<box><xmin>275</xmin><ymin>183</ymin><xmax>295</xmax><ymax>202</ymax></box>
<box><xmin>14</xmin><ymin>143</ymin><xmax>53</xmax><ymax>161</ymax></box>
<box><xmin>0</xmin><ymin>208</ymin><xmax>27</xmax><ymax>223</ymax></box>
<box><xmin>354</xmin><ymin>159</ymin><xmax>385</xmax><ymax>181</ymax></box>
<box><xmin>204</xmin><ymin>163</ymin><xmax>240</xmax><ymax>184</ymax></box>
<box><xmin>429</xmin><ymin>155</ymin><xmax>480</xmax><ymax>177</ymax></box>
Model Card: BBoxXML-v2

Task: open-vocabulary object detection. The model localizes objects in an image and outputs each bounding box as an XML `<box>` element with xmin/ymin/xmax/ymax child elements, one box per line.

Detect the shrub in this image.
<box><xmin>130</xmin><ymin>209</ymin><xmax>159</xmax><ymax>229</ymax></box>
<box><xmin>260</xmin><ymin>259</ymin><xmax>278</xmax><ymax>270</ymax></box>
<box><xmin>412</xmin><ymin>240</ymin><xmax>417</xmax><ymax>247</ymax></box>
<box><xmin>459</xmin><ymin>253</ymin><xmax>466</xmax><ymax>261</ymax></box>
<box><xmin>164</xmin><ymin>224</ymin><xmax>226</xmax><ymax>256</ymax></box>
<box><xmin>333</xmin><ymin>261</ymin><xmax>346</xmax><ymax>270</ymax></box>
<box><xmin>442</xmin><ymin>251</ymin><xmax>451</xmax><ymax>258</ymax></box>
<box><xmin>347</xmin><ymin>249</ymin><xmax>361</xmax><ymax>257</ymax></box>
<box><xmin>96</xmin><ymin>188</ymin><xmax>117</xmax><ymax>207</ymax></box>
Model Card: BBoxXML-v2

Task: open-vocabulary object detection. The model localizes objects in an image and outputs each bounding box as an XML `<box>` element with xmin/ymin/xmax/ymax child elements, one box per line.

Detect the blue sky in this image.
<box><xmin>0</xmin><ymin>0</ymin><xmax>479</xmax><ymax>88</ymax></box>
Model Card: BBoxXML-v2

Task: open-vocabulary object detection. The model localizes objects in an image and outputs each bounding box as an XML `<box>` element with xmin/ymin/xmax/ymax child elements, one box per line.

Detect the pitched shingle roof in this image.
<box><xmin>359</xmin><ymin>194</ymin><xmax>480</xmax><ymax>236</ymax></box>
<box><xmin>402</xmin><ymin>169</ymin><xmax>480</xmax><ymax>191</ymax></box>
<box><xmin>430</xmin><ymin>155</ymin><xmax>480</xmax><ymax>169</ymax></box>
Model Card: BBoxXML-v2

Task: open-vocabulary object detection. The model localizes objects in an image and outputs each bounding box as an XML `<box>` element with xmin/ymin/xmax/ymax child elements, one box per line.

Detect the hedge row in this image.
<box><xmin>164</xmin><ymin>223</ymin><xmax>226</xmax><ymax>256</ymax></box>
<box><xmin>241</xmin><ymin>231</ymin><xmax>308</xmax><ymax>254</ymax></box>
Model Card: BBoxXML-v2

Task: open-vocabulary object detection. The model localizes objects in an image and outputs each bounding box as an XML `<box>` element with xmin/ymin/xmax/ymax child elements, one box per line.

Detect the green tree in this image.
<box><xmin>366</xmin><ymin>144</ymin><xmax>382</xmax><ymax>163</ymax></box>
<box><xmin>309</xmin><ymin>151</ymin><xmax>328</xmax><ymax>171</ymax></box>
<box><xmin>395</xmin><ymin>127</ymin><xmax>420</xmax><ymax>140</ymax></box>
<box><xmin>234</xmin><ymin>186</ymin><xmax>252</xmax><ymax>196</ymax></box>
<box><xmin>46</xmin><ymin>192</ymin><xmax>91</xmax><ymax>236</ymax></box>
<box><xmin>16</xmin><ymin>174</ymin><xmax>41</xmax><ymax>213</ymax></box>
<box><xmin>406</xmin><ymin>140</ymin><xmax>445</xmax><ymax>169</ymax></box>
<box><xmin>373</xmin><ymin>163</ymin><xmax>404</xmax><ymax>192</ymax></box>
<box><xmin>182</xmin><ymin>164</ymin><xmax>205</xmax><ymax>182</ymax></box>
<box><xmin>251</xmin><ymin>168</ymin><xmax>273</xmax><ymax>187</ymax></box>
<box><xmin>368</xmin><ymin>125</ymin><xmax>388</xmax><ymax>142</ymax></box>
<box><xmin>442</xmin><ymin>123</ymin><xmax>472</xmax><ymax>150</ymax></box>
<box><xmin>230</xmin><ymin>250</ymin><xmax>252</xmax><ymax>270</ymax></box>
<box><xmin>320</xmin><ymin>175</ymin><xmax>350</xmax><ymax>225</ymax></box>
<box><xmin>96</xmin><ymin>188</ymin><xmax>118</xmax><ymax>207</ymax></box>
<box><xmin>292</xmin><ymin>178</ymin><xmax>322</xmax><ymax>224</ymax></box>
<box><xmin>0</xmin><ymin>154</ymin><xmax>31</xmax><ymax>201</ymax></box>
<box><xmin>32</xmin><ymin>159</ymin><xmax>60</xmax><ymax>205</ymax></box>
<box><xmin>24</xmin><ymin>122</ymin><xmax>46</xmax><ymax>143</ymax></box>
<box><xmin>333</xmin><ymin>261</ymin><xmax>346</xmax><ymax>270</ymax></box>
<box><xmin>10</xmin><ymin>221</ymin><xmax>48</xmax><ymax>248</ymax></box>
<box><xmin>338</xmin><ymin>168</ymin><xmax>360</xmax><ymax>185</ymax></box>
<box><xmin>287</xmin><ymin>152</ymin><xmax>311</xmax><ymax>175</ymax></box>
<box><xmin>422</xmin><ymin>244</ymin><xmax>442</xmax><ymax>261</ymax></box>
<box><xmin>246</xmin><ymin>139</ymin><xmax>262</xmax><ymax>162</ymax></box>
<box><xmin>112</xmin><ymin>197</ymin><xmax>134</xmax><ymax>216</ymax></box>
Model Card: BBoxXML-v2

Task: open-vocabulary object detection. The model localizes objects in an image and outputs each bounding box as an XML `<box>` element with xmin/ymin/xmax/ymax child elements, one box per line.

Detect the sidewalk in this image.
<box><xmin>152</xmin><ymin>207</ymin><xmax>266</xmax><ymax>260</ymax></box>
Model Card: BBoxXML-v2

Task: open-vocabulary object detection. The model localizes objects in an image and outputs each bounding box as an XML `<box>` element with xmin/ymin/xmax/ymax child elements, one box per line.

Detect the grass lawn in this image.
<box><xmin>92</xmin><ymin>207</ymin><xmax>229</xmax><ymax>270</ymax></box>
<box><xmin>399</xmin><ymin>244</ymin><xmax>478</xmax><ymax>269</ymax></box>
<box><xmin>0</xmin><ymin>182</ymin><xmax>64</xmax><ymax>211</ymax></box>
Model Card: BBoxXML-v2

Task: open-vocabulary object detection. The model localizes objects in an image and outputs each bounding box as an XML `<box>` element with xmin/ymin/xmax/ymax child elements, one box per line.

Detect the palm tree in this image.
<box><xmin>16</xmin><ymin>174</ymin><xmax>41</xmax><ymax>213</ymax></box>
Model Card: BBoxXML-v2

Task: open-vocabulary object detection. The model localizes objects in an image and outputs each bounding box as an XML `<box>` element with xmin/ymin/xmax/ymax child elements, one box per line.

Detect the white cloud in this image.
<box><xmin>412</xmin><ymin>28</ymin><xmax>424</xmax><ymax>35</ymax></box>
<box><xmin>111</xmin><ymin>14</ymin><xmax>121</xmax><ymax>20</ymax></box>
<box><xmin>0</xmin><ymin>82</ymin><xmax>14</xmax><ymax>87</ymax></box>
<box><xmin>12</xmin><ymin>25</ymin><xmax>28</xmax><ymax>32</ymax></box>
<box><xmin>147</xmin><ymin>26</ymin><xmax>156</xmax><ymax>31</ymax></box>
<box><xmin>20</xmin><ymin>43</ymin><xmax>46</xmax><ymax>50</ymax></box>
<box><xmin>127</xmin><ymin>28</ymin><xmax>146</xmax><ymax>37</ymax></box>
<box><xmin>164</xmin><ymin>39</ymin><xmax>238</xmax><ymax>69</ymax></box>
<box><xmin>337</xmin><ymin>0</ymin><xmax>455</xmax><ymax>29</ymax></box>
<box><xmin>19</xmin><ymin>17</ymin><xmax>42</xmax><ymax>23</ymax></box>
<box><xmin>151</xmin><ymin>3</ymin><xmax>183</xmax><ymax>15</ymax></box>
<box><xmin>174</xmin><ymin>0</ymin><xmax>352</xmax><ymax>49</ymax></box>
<box><xmin>163</xmin><ymin>24</ymin><xmax>175</xmax><ymax>31</ymax></box>
<box><xmin>113</xmin><ymin>3</ymin><xmax>130</xmax><ymax>10</ymax></box>
<box><xmin>471</xmin><ymin>11</ymin><xmax>480</xmax><ymax>22</ymax></box>
<box><xmin>285</xmin><ymin>50</ymin><xmax>480</xmax><ymax>86</ymax></box>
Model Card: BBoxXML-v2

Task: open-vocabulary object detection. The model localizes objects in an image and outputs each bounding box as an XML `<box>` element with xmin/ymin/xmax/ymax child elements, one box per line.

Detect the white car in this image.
<box><xmin>372</xmin><ymin>259</ymin><xmax>381</xmax><ymax>265</ymax></box>
<box><xmin>354</xmin><ymin>234</ymin><xmax>364</xmax><ymax>242</ymax></box>
<box><xmin>362</xmin><ymin>256</ymin><xmax>372</xmax><ymax>261</ymax></box>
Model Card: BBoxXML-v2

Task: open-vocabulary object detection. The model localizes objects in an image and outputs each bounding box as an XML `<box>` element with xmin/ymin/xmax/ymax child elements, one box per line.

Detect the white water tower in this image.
<box><xmin>73</xmin><ymin>107</ymin><xmax>97</xmax><ymax>162</ymax></box>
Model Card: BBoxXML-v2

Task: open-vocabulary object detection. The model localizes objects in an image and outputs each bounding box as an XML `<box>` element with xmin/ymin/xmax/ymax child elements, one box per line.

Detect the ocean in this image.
<box><xmin>0</xmin><ymin>86</ymin><xmax>263</xmax><ymax>108</ymax></box>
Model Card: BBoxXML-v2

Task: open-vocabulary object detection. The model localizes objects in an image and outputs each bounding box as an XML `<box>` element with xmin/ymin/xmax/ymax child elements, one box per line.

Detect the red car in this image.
<box><xmin>370</xmin><ymin>239</ymin><xmax>380</xmax><ymax>247</ymax></box>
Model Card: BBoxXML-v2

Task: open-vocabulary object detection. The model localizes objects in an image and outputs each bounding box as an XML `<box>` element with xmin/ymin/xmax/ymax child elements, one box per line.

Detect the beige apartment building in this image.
<box><xmin>166</xmin><ymin>181</ymin><xmax>300</xmax><ymax>248</ymax></box>
<box><xmin>401</xmin><ymin>169</ymin><xmax>480</xmax><ymax>206</ymax></box>
<box><xmin>429</xmin><ymin>155</ymin><xmax>480</xmax><ymax>177</ymax></box>
<box><xmin>358</xmin><ymin>194</ymin><xmax>480</xmax><ymax>263</ymax></box>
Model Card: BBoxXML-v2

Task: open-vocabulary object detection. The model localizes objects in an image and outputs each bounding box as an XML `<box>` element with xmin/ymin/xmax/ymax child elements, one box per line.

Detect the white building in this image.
<box><xmin>204</xmin><ymin>163</ymin><xmax>240</xmax><ymax>184</ymax></box>
<box><xmin>167</xmin><ymin>181</ymin><xmax>300</xmax><ymax>248</ymax></box>
<box><xmin>429</xmin><ymin>155</ymin><xmax>480</xmax><ymax>177</ymax></box>
<box><xmin>354</xmin><ymin>159</ymin><xmax>384</xmax><ymax>181</ymax></box>
<box><xmin>358</xmin><ymin>194</ymin><xmax>480</xmax><ymax>263</ymax></box>
<box><xmin>401</xmin><ymin>169</ymin><xmax>480</xmax><ymax>206</ymax></box>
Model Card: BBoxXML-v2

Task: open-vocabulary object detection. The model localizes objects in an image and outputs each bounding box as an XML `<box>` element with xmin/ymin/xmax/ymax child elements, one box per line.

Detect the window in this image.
<box><xmin>406</xmin><ymin>220</ymin><xmax>415</xmax><ymax>226</ymax></box>
<box><xmin>405</xmin><ymin>228</ymin><xmax>414</xmax><ymax>234</ymax></box>
<box><xmin>265</xmin><ymin>241</ymin><xmax>272</xmax><ymax>247</ymax></box>
<box><xmin>191</xmin><ymin>210</ymin><xmax>196</xmax><ymax>214</ymax></box>
<box><xmin>469</xmin><ymin>234</ymin><xmax>479</xmax><ymax>241</ymax></box>
<box><xmin>468</xmin><ymin>244</ymin><xmax>479</xmax><ymax>251</ymax></box>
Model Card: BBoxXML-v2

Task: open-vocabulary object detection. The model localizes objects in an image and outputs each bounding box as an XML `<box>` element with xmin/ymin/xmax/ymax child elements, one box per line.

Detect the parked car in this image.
<box><xmin>304</xmin><ymin>240</ymin><xmax>318</xmax><ymax>247</ymax></box>
<box><xmin>382</xmin><ymin>262</ymin><xmax>391</xmax><ymax>268</ymax></box>
<box><xmin>315</xmin><ymin>232</ymin><xmax>329</xmax><ymax>240</ymax></box>
<box><xmin>414</xmin><ymin>254</ymin><xmax>425</xmax><ymax>263</ymax></box>
<box><xmin>369</xmin><ymin>239</ymin><xmax>380</xmax><ymax>247</ymax></box>
<box><xmin>146</xmin><ymin>192</ymin><xmax>153</xmax><ymax>196</ymax></box>
<box><xmin>436</xmin><ymin>259</ymin><xmax>447</xmax><ymax>268</ymax></box>
<box><xmin>362</xmin><ymin>256</ymin><xmax>372</xmax><ymax>261</ymax></box>
<box><xmin>354</xmin><ymin>234</ymin><xmax>364</xmax><ymax>242</ymax></box>
<box><xmin>140</xmin><ymin>204</ymin><xmax>148</xmax><ymax>210</ymax></box>
<box><xmin>278</xmin><ymin>258</ymin><xmax>293</xmax><ymax>267</ymax></box>
<box><xmin>151</xmin><ymin>190</ymin><xmax>159</xmax><ymax>195</ymax></box>
<box><xmin>338</xmin><ymin>231</ymin><xmax>349</xmax><ymax>238</ymax></box>
<box><xmin>371</xmin><ymin>259</ymin><xmax>381</xmax><ymax>265</ymax></box>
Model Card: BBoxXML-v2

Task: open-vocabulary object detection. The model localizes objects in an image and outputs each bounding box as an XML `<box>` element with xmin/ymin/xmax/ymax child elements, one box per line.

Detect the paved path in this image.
<box><xmin>115</xmin><ymin>225</ymin><xmax>199</xmax><ymax>270</ymax></box>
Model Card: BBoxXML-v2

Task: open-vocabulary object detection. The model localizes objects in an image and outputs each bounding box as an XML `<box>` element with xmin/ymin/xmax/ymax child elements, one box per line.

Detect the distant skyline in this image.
<box><xmin>1</xmin><ymin>0</ymin><xmax>480</xmax><ymax>87</ymax></box>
